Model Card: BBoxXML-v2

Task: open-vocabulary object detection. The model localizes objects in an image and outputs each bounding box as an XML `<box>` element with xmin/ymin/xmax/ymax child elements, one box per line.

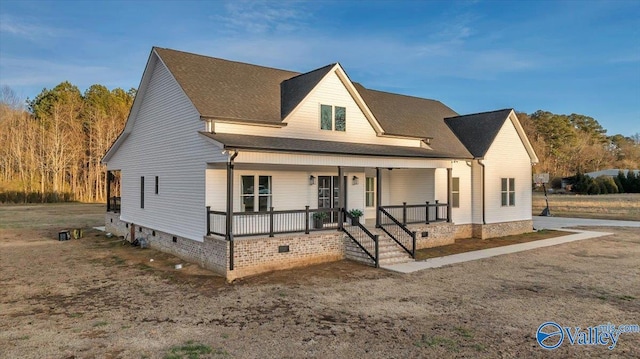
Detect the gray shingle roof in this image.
<box><xmin>153</xmin><ymin>47</ymin><xmax>489</xmax><ymax>160</ymax></box>
<box><xmin>445</xmin><ymin>109</ymin><xmax>513</xmax><ymax>158</ymax></box>
<box><xmin>155</xmin><ymin>47</ymin><xmax>298</xmax><ymax>123</ymax></box>
<box><xmin>281</xmin><ymin>64</ymin><xmax>335</xmax><ymax>119</ymax></box>
<box><xmin>353</xmin><ymin>83</ymin><xmax>471</xmax><ymax>158</ymax></box>
<box><xmin>200</xmin><ymin>132</ymin><xmax>470</xmax><ymax>159</ymax></box>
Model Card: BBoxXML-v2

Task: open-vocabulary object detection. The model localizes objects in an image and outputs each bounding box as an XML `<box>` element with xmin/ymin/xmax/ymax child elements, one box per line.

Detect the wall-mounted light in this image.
<box><xmin>309</xmin><ymin>175</ymin><xmax>316</xmax><ymax>185</ymax></box>
<box><xmin>352</xmin><ymin>176</ymin><xmax>359</xmax><ymax>185</ymax></box>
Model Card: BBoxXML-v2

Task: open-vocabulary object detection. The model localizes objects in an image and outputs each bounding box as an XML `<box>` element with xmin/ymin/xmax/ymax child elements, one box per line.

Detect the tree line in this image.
<box><xmin>0</xmin><ymin>83</ymin><xmax>134</xmax><ymax>203</ymax></box>
<box><xmin>1</xmin><ymin>81</ymin><xmax>638</xmax><ymax>203</ymax></box>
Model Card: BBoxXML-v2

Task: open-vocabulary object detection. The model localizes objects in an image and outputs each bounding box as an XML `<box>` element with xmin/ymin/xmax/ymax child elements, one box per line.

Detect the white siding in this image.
<box><xmin>483</xmin><ymin>119</ymin><xmax>533</xmax><ymax>223</ymax></box>
<box><xmin>432</xmin><ymin>163</ymin><xmax>473</xmax><ymax>224</ymax></box>
<box><xmin>387</xmin><ymin>169</ymin><xmax>435</xmax><ymax>204</ymax></box>
<box><xmin>207</xmin><ymin>168</ymin><xmax>366</xmax><ymax>212</ymax></box>
<box><xmin>471</xmin><ymin>161</ymin><xmax>484</xmax><ymax>224</ymax></box>
<box><xmin>235</xmin><ymin>150</ymin><xmax>451</xmax><ymax>169</ymax></box>
<box><xmin>107</xmin><ymin>58</ymin><xmax>223</xmax><ymax>241</ymax></box>
<box><xmin>213</xmin><ymin>70</ymin><xmax>418</xmax><ymax>147</ymax></box>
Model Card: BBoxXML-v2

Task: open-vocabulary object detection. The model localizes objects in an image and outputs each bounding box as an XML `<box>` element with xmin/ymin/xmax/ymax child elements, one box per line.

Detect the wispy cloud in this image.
<box><xmin>609</xmin><ymin>54</ymin><xmax>640</xmax><ymax>63</ymax></box>
<box><xmin>211</xmin><ymin>0</ymin><xmax>309</xmax><ymax>34</ymax></box>
<box><xmin>0</xmin><ymin>14</ymin><xmax>69</xmax><ymax>42</ymax></box>
<box><xmin>0</xmin><ymin>56</ymin><xmax>123</xmax><ymax>93</ymax></box>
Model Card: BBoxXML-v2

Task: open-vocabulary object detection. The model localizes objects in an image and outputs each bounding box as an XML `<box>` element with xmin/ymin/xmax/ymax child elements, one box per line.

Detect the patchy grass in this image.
<box><xmin>533</xmin><ymin>192</ymin><xmax>640</xmax><ymax>221</ymax></box>
<box><xmin>414</xmin><ymin>334</ymin><xmax>458</xmax><ymax>351</ymax></box>
<box><xmin>415</xmin><ymin>229</ymin><xmax>568</xmax><ymax>260</ymax></box>
<box><xmin>93</xmin><ymin>321</ymin><xmax>109</xmax><ymax>327</ymax></box>
<box><xmin>164</xmin><ymin>341</ymin><xmax>227</xmax><ymax>359</ymax></box>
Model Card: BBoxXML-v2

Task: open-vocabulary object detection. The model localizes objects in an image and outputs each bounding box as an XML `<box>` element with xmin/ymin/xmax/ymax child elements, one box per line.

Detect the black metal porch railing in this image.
<box><xmin>379</xmin><ymin>207</ymin><xmax>416</xmax><ymax>258</ymax></box>
<box><xmin>206</xmin><ymin>206</ymin><xmax>340</xmax><ymax>238</ymax></box>
<box><xmin>380</xmin><ymin>201</ymin><xmax>448</xmax><ymax>225</ymax></box>
<box><xmin>107</xmin><ymin>196</ymin><xmax>121</xmax><ymax>212</ymax></box>
<box><xmin>343</xmin><ymin>210</ymin><xmax>379</xmax><ymax>267</ymax></box>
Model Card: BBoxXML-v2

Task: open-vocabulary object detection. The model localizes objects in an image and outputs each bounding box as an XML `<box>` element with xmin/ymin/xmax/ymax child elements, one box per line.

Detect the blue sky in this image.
<box><xmin>1</xmin><ymin>0</ymin><xmax>639</xmax><ymax>136</ymax></box>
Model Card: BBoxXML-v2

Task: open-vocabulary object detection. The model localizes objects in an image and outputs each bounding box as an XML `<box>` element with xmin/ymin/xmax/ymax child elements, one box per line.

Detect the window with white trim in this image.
<box><xmin>501</xmin><ymin>178</ymin><xmax>515</xmax><ymax>206</ymax></box>
<box><xmin>365</xmin><ymin>177</ymin><xmax>375</xmax><ymax>207</ymax></box>
<box><xmin>452</xmin><ymin>177</ymin><xmax>460</xmax><ymax>208</ymax></box>
<box><xmin>241</xmin><ymin>175</ymin><xmax>272</xmax><ymax>212</ymax></box>
<box><xmin>320</xmin><ymin>104</ymin><xmax>346</xmax><ymax>131</ymax></box>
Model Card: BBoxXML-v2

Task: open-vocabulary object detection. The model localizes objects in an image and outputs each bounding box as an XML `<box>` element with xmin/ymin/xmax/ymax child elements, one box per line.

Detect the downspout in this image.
<box><xmin>478</xmin><ymin>159</ymin><xmax>486</xmax><ymax>225</ymax></box>
<box><xmin>226</xmin><ymin>149</ymin><xmax>238</xmax><ymax>271</ymax></box>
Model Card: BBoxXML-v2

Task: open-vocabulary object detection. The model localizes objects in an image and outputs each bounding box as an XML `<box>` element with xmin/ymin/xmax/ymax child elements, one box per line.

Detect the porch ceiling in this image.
<box><xmin>200</xmin><ymin>132</ymin><xmax>471</xmax><ymax>159</ymax></box>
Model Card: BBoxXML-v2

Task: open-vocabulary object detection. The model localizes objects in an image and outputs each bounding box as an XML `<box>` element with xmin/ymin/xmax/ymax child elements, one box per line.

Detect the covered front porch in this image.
<box><xmin>205</xmin><ymin>159</ymin><xmax>455</xmax><ymax>269</ymax></box>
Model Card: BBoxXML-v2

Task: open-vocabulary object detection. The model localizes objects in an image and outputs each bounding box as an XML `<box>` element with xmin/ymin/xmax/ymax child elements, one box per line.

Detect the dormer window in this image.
<box><xmin>320</xmin><ymin>105</ymin><xmax>346</xmax><ymax>131</ymax></box>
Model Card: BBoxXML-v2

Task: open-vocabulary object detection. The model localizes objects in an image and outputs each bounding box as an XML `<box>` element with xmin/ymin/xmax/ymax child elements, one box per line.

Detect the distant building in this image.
<box><xmin>585</xmin><ymin>169</ymin><xmax>639</xmax><ymax>178</ymax></box>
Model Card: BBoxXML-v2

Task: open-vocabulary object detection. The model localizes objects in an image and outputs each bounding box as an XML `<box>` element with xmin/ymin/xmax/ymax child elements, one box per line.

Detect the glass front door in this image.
<box><xmin>318</xmin><ymin>176</ymin><xmax>340</xmax><ymax>221</ymax></box>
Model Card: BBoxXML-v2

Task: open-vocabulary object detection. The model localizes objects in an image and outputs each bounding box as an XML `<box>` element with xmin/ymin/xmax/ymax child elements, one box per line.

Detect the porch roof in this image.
<box><xmin>199</xmin><ymin>132</ymin><xmax>473</xmax><ymax>159</ymax></box>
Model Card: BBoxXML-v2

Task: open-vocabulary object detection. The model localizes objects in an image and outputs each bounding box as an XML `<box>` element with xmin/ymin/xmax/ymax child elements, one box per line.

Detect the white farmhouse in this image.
<box><xmin>103</xmin><ymin>47</ymin><xmax>538</xmax><ymax>280</ymax></box>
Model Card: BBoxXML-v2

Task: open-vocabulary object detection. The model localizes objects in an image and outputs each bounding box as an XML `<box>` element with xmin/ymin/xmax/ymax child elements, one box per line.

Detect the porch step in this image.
<box><xmin>344</xmin><ymin>232</ymin><xmax>413</xmax><ymax>266</ymax></box>
<box><xmin>377</xmin><ymin>236</ymin><xmax>414</xmax><ymax>266</ymax></box>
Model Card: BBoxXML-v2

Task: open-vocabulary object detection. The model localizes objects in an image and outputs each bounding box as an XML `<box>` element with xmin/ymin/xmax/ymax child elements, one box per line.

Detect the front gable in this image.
<box><xmin>485</xmin><ymin>110</ymin><xmax>538</xmax><ymax>164</ymax></box>
<box><xmin>281</xmin><ymin>63</ymin><xmax>385</xmax><ymax>137</ymax></box>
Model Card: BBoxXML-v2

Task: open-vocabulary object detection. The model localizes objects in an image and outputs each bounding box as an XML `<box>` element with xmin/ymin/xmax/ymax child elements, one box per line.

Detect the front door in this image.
<box><xmin>318</xmin><ymin>176</ymin><xmax>342</xmax><ymax>221</ymax></box>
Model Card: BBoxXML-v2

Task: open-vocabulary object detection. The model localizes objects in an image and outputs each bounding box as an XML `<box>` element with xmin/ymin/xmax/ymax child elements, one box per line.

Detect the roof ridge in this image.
<box><xmin>356</xmin><ymin>83</ymin><xmax>443</xmax><ymax>103</ymax></box>
<box><xmin>284</xmin><ymin>63</ymin><xmax>337</xmax><ymax>82</ymax></box>
<box><xmin>445</xmin><ymin>108</ymin><xmax>512</xmax><ymax>120</ymax></box>
<box><xmin>153</xmin><ymin>46</ymin><xmax>299</xmax><ymax>75</ymax></box>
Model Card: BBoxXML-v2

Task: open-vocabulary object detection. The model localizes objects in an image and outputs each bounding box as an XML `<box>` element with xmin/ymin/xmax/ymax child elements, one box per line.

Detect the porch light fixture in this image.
<box><xmin>352</xmin><ymin>176</ymin><xmax>359</xmax><ymax>185</ymax></box>
<box><xmin>309</xmin><ymin>175</ymin><xmax>315</xmax><ymax>185</ymax></box>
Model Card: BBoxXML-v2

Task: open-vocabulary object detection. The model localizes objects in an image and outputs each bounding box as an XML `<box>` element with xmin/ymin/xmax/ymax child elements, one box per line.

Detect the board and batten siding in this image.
<box><xmin>107</xmin><ymin>57</ymin><xmax>223</xmax><ymax>241</ymax></box>
<box><xmin>206</xmin><ymin>169</ymin><xmax>366</xmax><ymax>213</ymax></box>
<box><xmin>434</xmin><ymin>162</ymin><xmax>473</xmax><ymax>224</ymax></box>
<box><xmin>213</xmin><ymin>69</ymin><xmax>418</xmax><ymax>148</ymax></box>
<box><xmin>386</xmin><ymin>169</ymin><xmax>435</xmax><ymax>205</ymax></box>
<box><xmin>482</xmin><ymin>119</ymin><xmax>533</xmax><ymax>223</ymax></box>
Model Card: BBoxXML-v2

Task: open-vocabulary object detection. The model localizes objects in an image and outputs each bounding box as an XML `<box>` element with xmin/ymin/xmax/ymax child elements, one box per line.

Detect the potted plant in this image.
<box><xmin>348</xmin><ymin>209</ymin><xmax>363</xmax><ymax>225</ymax></box>
<box><xmin>313</xmin><ymin>211</ymin><xmax>328</xmax><ymax>229</ymax></box>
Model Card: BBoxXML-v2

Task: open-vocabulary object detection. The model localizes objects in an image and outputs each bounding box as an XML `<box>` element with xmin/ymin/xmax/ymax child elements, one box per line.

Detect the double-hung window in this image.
<box><xmin>501</xmin><ymin>178</ymin><xmax>515</xmax><ymax>206</ymax></box>
<box><xmin>451</xmin><ymin>177</ymin><xmax>460</xmax><ymax>208</ymax></box>
<box><xmin>365</xmin><ymin>177</ymin><xmax>375</xmax><ymax>207</ymax></box>
<box><xmin>241</xmin><ymin>175</ymin><xmax>272</xmax><ymax>212</ymax></box>
<box><xmin>320</xmin><ymin>104</ymin><xmax>346</xmax><ymax>131</ymax></box>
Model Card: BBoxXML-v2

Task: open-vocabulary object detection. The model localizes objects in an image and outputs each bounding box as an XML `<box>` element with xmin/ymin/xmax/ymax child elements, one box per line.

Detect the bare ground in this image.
<box><xmin>1</xmin><ymin>204</ymin><xmax>639</xmax><ymax>358</ymax></box>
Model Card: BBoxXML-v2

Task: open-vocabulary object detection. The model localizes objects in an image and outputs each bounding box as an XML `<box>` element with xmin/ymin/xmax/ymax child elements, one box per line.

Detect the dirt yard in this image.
<box><xmin>1</xmin><ymin>204</ymin><xmax>639</xmax><ymax>358</ymax></box>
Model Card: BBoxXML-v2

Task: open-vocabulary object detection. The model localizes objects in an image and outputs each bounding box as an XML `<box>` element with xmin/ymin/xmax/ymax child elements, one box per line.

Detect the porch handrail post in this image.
<box><xmin>447</xmin><ymin>167</ymin><xmax>452</xmax><ymax>223</ymax></box>
<box><xmin>305</xmin><ymin>206</ymin><xmax>310</xmax><ymax>234</ymax></box>
<box><xmin>338</xmin><ymin>166</ymin><xmax>344</xmax><ymax>231</ymax></box>
<box><xmin>106</xmin><ymin>171</ymin><xmax>111</xmax><ymax>212</ymax></box>
<box><xmin>435</xmin><ymin>200</ymin><xmax>440</xmax><ymax>221</ymax></box>
<box><xmin>425</xmin><ymin>201</ymin><xmax>430</xmax><ymax>224</ymax></box>
<box><xmin>375</xmin><ymin>167</ymin><xmax>382</xmax><ymax>228</ymax></box>
<box><xmin>374</xmin><ymin>234</ymin><xmax>379</xmax><ymax>268</ymax></box>
<box><xmin>226</xmin><ymin>155</ymin><xmax>236</xmax><ymax>271</ymax></box>
<box><xmin>206</xmin><ymin>206</ymin><xmax>211</xmax><ymax>236</ymax></box>
<box><xmin>412</xmin><ymin>231</ymin><xmax>417</xmax><ymax>258</ymax></box>
<box><xmin>269</xmin><ymin>206</ymin><xmax>275</xmax><ymax>237</ymax></box>
<box><xmin>402</xmin><ymin>202</ymin><xmax>407</xmax><ymax>225</ymax></box>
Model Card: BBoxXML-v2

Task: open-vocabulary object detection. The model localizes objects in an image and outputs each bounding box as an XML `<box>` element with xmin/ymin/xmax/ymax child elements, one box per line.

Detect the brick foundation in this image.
<box><xmin>104</xmin><ymin>212</ymin><xmax>532</xmax><ymax>279</ymax></box>
<box><xmin>472</xmin><ymin>220</ymin><xmax>534</xmax><ymax>239</ymax></box>
<box><xmin>408</xmin><ymin>222</ymin><xmax>457</xmax><ymax>249</ymax></box>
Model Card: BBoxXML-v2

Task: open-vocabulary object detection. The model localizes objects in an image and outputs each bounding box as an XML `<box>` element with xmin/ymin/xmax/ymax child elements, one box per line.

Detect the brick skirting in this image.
<box><xmin>104</xmin><ymin>213</ymin><xmax>532</xmax><ymax>280</ymax></box>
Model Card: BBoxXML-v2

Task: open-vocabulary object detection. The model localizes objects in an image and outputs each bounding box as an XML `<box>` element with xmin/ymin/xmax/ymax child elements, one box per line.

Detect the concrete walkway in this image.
<box><xmin>382</xmin><ymin>216</ymin><xmax>639</xmax><ymax>274</ymax></box>
<box><xmin>533</xmin><ymin>216</ymin><xmax>640</xmax><ymax>229</ymax></box>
